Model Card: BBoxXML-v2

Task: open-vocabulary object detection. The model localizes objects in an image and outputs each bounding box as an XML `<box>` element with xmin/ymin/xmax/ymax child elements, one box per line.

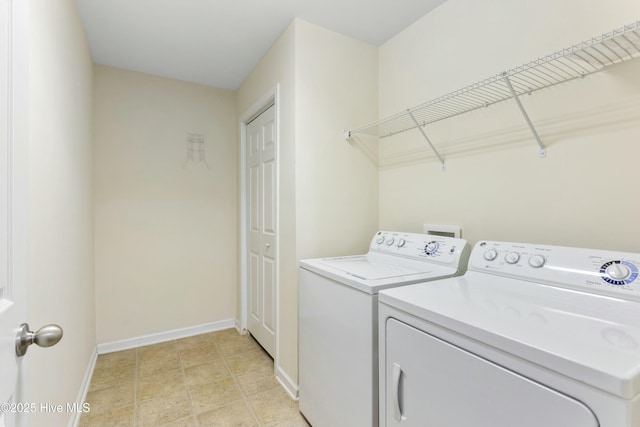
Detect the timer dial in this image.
<box><xmin>397</xmin><ymin>239</ymin><xmax>406</xmax><ymax>248</ymax></box>
<box><xmin>424</xmin><ymin>241</ymin><xmax>438</xmax><ymax>255</ymax></box>
<box><xmin>606</xmin><ymin>263</ymin><xmax>630</xmax><ymax>280</ymax></box>
<box><xmin>600</xmin><ymin>260</ymin><xmax>639</xmax><ymax>286</ymax></box>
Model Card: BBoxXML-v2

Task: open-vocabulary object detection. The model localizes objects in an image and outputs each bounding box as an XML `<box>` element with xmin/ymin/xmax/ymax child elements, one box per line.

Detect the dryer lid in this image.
<box><xmin>379</xmin><ymin>271</ymin><xmax>640</xmax><ymax>400</ymax></box>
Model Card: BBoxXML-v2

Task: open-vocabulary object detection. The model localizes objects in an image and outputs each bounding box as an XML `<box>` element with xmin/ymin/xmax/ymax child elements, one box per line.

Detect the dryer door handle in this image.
<box><xmin>392</xmin><ymin>363</ymin><xmax>406</xmax><ymax>422</ymax></box>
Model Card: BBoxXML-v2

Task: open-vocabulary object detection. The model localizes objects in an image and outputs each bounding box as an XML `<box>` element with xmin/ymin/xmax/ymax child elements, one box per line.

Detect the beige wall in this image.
<box><xmin>378</xmin><ymin>0</ymin><xmax>640</xmax><ymax>252</ymax></box>
<box><xmin>28</xmin><ymin>0</ymin><xmax>95</xmax><ymax>425</ymax></box>
<box><xmin>295</xmin><ymin>20</ymin><xmax>379</xmax><ymax>260</ymax></box>
<box><xmin>237</xmin><ymin>19</ymin><xmax>379</xmax><ymax>390</ymax></box>
<box><xmin>93</xmin><ymin>66</ymin><xmax>238</xmax><ymax>343</ymax></box>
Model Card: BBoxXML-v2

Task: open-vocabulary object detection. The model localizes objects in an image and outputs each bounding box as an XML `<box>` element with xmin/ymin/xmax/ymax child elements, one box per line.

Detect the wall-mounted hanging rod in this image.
<box><xmin>502</xmin><ymin>73</ymin><xmax>546</xmax><ymax>158</ymax></box>
<box><xmin>408</xmin><ymin>111</ymin><xmax>446</xmax><ymax>171</ymax></box>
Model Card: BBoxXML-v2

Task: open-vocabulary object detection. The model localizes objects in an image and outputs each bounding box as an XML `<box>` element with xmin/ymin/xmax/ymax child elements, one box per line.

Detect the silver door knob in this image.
<box><xmin>15</xmin><ymin>323</ymin><xmax>63</xmax><ymax>357</ymax></box>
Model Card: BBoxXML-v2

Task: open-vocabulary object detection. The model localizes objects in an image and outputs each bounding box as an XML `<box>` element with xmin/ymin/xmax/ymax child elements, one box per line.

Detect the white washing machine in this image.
<box><xmin>379</xmin><ymin>240</ymin><xmax>640</xmax><ymax>427</ymax></box>
<box><xmin>298</xmin><ymin>231</ymin><xmax>470</xmax><ymax>427</ymax></box>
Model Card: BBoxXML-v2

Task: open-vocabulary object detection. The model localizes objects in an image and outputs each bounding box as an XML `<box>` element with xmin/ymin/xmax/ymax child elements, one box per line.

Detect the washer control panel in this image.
<box><xmin>370</xmin><ymin>231</ymin><xmax>469</xmax><ymax>267</ymax></box>
<box><xmin>470</xmin><ymin>240</ymin><xmax>640</xmax><ymax>300</ymax></box>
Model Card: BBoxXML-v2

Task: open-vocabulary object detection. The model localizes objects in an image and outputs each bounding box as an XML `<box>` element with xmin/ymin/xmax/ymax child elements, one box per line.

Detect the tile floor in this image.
<box><xmin>79</xmin><ymin>329</ymin><xmax>311</xmax><ymax>427</ymax></box>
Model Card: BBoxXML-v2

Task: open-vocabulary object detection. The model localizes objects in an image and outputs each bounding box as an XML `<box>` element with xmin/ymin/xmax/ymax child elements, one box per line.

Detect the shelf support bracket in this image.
<box><xmin>502</xmin><ymin>73</ymin><xmax>546</xmax><ymax>158</ymax></box>
<box><xmin>408</xmin><ymin>111</ymin><xmax>446</xmax><ymax>171</ymax></box>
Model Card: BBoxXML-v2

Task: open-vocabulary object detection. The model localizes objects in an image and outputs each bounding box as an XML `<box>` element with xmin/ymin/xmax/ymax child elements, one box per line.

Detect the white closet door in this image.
<box><xmin>384</xmin><ymin>318</ymin><xmax>598</xmax><ymax>427</ymax></box>
<box><xmin>247</xmin><ymin>105</ymin><xmax>276</xmax><ymax>357</ymax></box>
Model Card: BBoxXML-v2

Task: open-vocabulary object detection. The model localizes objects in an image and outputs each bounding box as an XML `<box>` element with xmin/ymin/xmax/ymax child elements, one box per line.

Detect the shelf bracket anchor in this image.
<box><xmin>502</xmin><ymin>73</ymin><xmax>546</xmax><ymax>158</ymax></box>
<box><xmin>408</xmin><ymin>111</ymin><xmax>446</xmax><ymax>171</ymax></box>
<box><xmin>343</xmin><ymin>130</ymin><xmax>352</xmax><ymax>141</ymax></box>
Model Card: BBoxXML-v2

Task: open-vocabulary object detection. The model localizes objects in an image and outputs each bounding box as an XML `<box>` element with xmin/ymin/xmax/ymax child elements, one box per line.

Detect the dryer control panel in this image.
<box><xmin>370</xmin><ymin>231</ymin><xmax>470</xmax><ymax>267</ymax></box>
<box><xmin>470</xmin><ymin>240</ymin><xmax>640</xmax><ymax>301</ymax></box>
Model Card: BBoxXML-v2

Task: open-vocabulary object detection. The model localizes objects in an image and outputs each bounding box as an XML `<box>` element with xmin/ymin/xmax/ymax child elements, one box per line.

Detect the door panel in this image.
<box><xmin>249</xmin><ymin>253</ymin><xmax>260</xmax><ymax>320</ymax></box>
<box><xmin>249</xmin><ymin>166</ymin><xmax>260</xmax><ymax>232</ymax></box>
<box><xmin>246</xmin><ymin>104</ymin><xmax>276</xmax><ymax>357</ymax></box>
<box><xmin>262</xmin><ymin>159</ymin><xmax>275</xmax><ymax>234</ymax></box>
<box><xmin>384</xmin><ymin>318</ymin><xmax>598</xmax><ymax>427</ymax></box>
<box><xmin>262</xmin><ymin>257</ymin><xmax>275</xmax><ymax>332</ymax></box>
<box><xmin>1</xmin><ymin>1</ymin><xmax>28</xmax><ymax>425</ymax></box>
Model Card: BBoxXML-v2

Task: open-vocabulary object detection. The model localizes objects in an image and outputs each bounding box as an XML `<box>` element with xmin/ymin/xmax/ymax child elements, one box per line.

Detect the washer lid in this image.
<box><xmin>379</xmin><ymin>271</ymin><xmax>640</xmax><ymax>400</ymax></box>
<box><xmin>319</xmin><ymin>256</ymin><xmax>426</xmax><ymax>280</ymax></box>
<box><xmin>299</xmin><ymin>254</ymin><xmax>459</xmax><ymax>294</ymax></box>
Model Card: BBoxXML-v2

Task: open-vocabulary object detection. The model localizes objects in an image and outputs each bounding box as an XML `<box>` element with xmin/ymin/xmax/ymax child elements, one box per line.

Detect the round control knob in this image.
<box><xmin>505</xmin><ymin>252</ymin><xmax>520</xmax><ymax>264</ymax></box>
<box><xmin>483</xmin><ymin>249</ymin><xmax>498</xmax><ymax>261</ymax></box>
<box><xmin>397</xmin><ymin>239</ymin><xmax>406</xmax><ymax>248</ymax></box>
<box><xmin>376</xmin><ymin>236</ymin><xmax>385</xmax><ymax>245</ymax></box>
<box><xmin>606</xmin><ymin>263</ymin><xmax>631</xmax><ymax>281</ymax></box>
<box><xmin>386</xmin><ymin>237</ymin><xmax>395</xmax><ymax>246</ymax></box>
<box><xmin>528</xmin><ymin>255</ymin><xmax>546</xmax><ymax>268</ymax></box>
<box><xmin>425</xmin><ymin>241</ymin><xmax>438</xmax><ymax>255</ymax></box>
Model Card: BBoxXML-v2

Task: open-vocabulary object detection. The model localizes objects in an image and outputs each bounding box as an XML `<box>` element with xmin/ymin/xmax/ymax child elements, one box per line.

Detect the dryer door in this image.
<box><xmin>384</xmin><ymin>318</ymin><xmax>599</xmax><ymax>427</ymax></box>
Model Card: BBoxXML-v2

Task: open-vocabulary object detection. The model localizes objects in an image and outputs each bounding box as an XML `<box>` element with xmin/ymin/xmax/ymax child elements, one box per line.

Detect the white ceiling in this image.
<box><xmin>75</xmin><ymin>0</ymin><xmax>447</xmax><ymax>90</ymax></box>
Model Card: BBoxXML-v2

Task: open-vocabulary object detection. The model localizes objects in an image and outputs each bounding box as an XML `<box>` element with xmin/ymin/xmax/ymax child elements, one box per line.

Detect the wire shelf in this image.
<box><xmin>346</xmin><ymin>21</ymin><xmax>640</xmax><ymax>140</ymax></box>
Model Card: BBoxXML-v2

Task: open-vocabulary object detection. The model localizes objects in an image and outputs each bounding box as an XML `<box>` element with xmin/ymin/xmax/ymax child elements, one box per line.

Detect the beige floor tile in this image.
<box><xmin>89</xmin><ymin>362</ymin><xmax>136</xmax><ymax>391</ymax></box>
<box><xmin>138</xmin><ymin>347</ymin><xmax>181</xmax><ymax>378</ymax></box>
<box><xmin>236</xmin><ymin>371</ymin><xmax>280</xmax><ymax>396</ymax></box>
<box><xmin>198</xmin><ymin>401</ymin><xmax>258</xmax><ymax>427</ymax></box>
<box><xmin>94</xmin><ymin>349</ymin><xmax>137</xmax><ymax>371</ymax></box>
<box><xmin>189</xmin><ymin>376</ymin><xmax>244</xmax><ymax>414</ymax></box>
<box><xmin>263</xmin><ymin>412</ymin><xmax>311</xmax><ymax>427</ymax></box>
<box><xmin>209</xmin><ymin>328</ymin><xmax>242</xmax><ymax>343</ymax></box>
<box><xmin>137</xmin><ymin>369</ymin><xmax>187</xmax><ymax>401</ymax></box>
<box><xmin>179</xmin><ymin>343</ymin><xmax>222</xmax><ymax>368</ymax></box>
<box><xmin>83</xmin><ymin>332</ymin><xmax>297</xmax><ymax>426</ymax></box>
<box><xmin>139</xmin><ymin>340</ymin><xmax>178</xmax><ymax>356</ymax></box>
<box><xmin>225</xmin><ymin>350</ymin><xmax>274</xmax><ymax>377</ymax></box>
<box><xmin>176</xmin><ymin>334</ymin><xmax>213</xmax><ymax>351</ymax></box>
<box><xmin>84</xmin><ymin>382</ymin><xmax>135</xmax><ymax>415</ymax></box>
<box><xmin>135</xmin><ymin>392</ymin><xmax>192</xmax><ymax>427</ymax></box>
<box><xmin>184</xmin><ymin>360</ymin><xmax>230</xmax><ymax>387</ymax></box>
<box><xmin>78</xmin><ymin>404</ymin><xmax>134</xmax><ymax>427</ymax></box>
<box><xmin>216</xmin><ymin>335</ymin><xmax>261</xmax><ymax>357</ymax></box>
<box><xmin>158</xmin><ymin>414</ymin><xmax>198</xmax><ymax>427</ymax></box>
<box><xmin>248</xmin><ymin>388</ymin><xmax>300</xmax><ymax>425</ymax></box>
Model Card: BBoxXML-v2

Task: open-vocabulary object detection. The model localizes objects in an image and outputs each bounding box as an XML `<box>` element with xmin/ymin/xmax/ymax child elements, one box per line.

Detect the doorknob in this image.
<box><xmin>265</xmin><ymin>243</ymin><xmax>271</xmax><ymax>249</ymax></box>
<box><xmin>15</xmin><ymin>323</ymin><xmax>63</xmax><ymax>357</ymax></box>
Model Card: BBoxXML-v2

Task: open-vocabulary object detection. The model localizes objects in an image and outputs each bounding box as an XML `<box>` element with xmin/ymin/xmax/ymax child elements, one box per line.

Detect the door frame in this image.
<box><xmin>238</xmin><ymin>85</ymin><xmax>280</xmax><ymax>365</ymax></box>
<box><xmin>1</xmin><ymin>0</ymin><xmax>30</xmax><ymax>423</ymax></box>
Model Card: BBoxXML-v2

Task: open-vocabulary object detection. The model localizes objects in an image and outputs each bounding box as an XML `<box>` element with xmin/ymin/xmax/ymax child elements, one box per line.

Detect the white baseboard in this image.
<box><xmin>96</xmin><ymin>319</ymin><xmax>236</xmax><ymax>354</ymax></box>
<box><xmin>275</xmin><ymin>364</ymin><xmax>299</xmax><ymax>401</ymax></box>
<box><xmin>67</xmin><ymin>348</ymin><xmax>98</xmax><ymax>427</ymax></box>
<box><xmin>235</xmin><ymin>318</ymin><xmax>245</xmax><ymax>334</ymax></box>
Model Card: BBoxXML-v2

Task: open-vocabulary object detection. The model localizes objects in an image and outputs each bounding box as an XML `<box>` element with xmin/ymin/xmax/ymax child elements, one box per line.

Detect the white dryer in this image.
<box><xmin>299</xmin><ymin>231</ymin><xmax>470</xmax><ymax>427</ymax></box>
<box><xmin>379</xmin><ymin>240</ymin><xmax>640</xmax><ymax>427</ymax></box>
